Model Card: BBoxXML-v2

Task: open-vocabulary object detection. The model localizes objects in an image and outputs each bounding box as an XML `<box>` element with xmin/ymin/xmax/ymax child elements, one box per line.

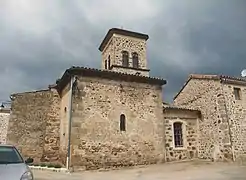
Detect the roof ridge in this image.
<box><xmin>174</xmin><ymin>73</ymin><xmax>246</xmax><ymax>100</ymax></box>
<box><xmin>220</xmin><ymin>75</ymin><xmax>246</xmax><ymax>82</ymax></box>
<box><xmin>10</xmin><ymin>89</ymin><xmax>50</xmax><ymax>97</ymax></box>
<box><xmin>189</xmin><ymin>73</ymin><xmax>246</xmax><ymax>82</ymax></box>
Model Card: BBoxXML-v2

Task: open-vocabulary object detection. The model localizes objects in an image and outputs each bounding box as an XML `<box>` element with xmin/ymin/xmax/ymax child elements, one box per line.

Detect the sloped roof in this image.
<box><xmin>163</xmin><ymin>105</ymin><xmax>200</xmax><ymax>112</ymax></box>
<box><xmin>56</xmin><ymin>66</ymin><xmax>167</xmax><ymax>92</ymax></box>
<box><xmin>174</xmin><ymin>74</ymin><xmax>246</xmax><ymax>100</ymax></box>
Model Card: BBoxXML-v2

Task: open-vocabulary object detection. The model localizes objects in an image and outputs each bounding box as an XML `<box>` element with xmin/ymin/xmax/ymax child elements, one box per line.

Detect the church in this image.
<box><xmin>5</xmin><ymin>28</ymin><xmax>246</xmax><ymax>170</ymax></box>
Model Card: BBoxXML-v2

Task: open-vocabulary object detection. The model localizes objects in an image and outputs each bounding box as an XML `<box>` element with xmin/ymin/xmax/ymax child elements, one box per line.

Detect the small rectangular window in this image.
<box><xmin>173</xmin><ymin>122</ymin><xmax>183</xmax><ymax>148</ymax></box>
<box><xmin>233</xmin><ymin>87</ymin><xmax>242</xmax><ymax>100</ymax></box>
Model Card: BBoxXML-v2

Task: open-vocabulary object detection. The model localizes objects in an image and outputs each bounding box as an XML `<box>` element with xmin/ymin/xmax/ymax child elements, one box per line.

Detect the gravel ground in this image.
<box><xmin>34</xmin><ymin>160</ymin><xmax>246</xmax><ymax>180</ymax></box>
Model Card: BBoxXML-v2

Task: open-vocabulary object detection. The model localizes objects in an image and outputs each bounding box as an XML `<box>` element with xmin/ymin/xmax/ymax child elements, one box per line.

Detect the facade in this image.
<box><xmin>0</xmin><ymin>106</ymin><xmax>10</xmax><ymax>144</ymax></box>
<box><xmin>58</xmin><ymin>67</ymin><xmax>166</xmax><ymax>170</ymax></box>
<box><xmin>174</xmin><ymin>74</ymin><xmax>246</xmax><ymax>162</ymax></box>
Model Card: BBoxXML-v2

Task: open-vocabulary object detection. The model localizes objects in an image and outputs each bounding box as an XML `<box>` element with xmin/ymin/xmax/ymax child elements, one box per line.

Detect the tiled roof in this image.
<box><xmin>56</xmin><ymin>66</ymin><xmax>167</xmax><ymax>92</ymax></box>
<box><xmin>99</xmin><ymin>28</ymin><xmax>149</xmax><ymax>51</ymax></box>
<box><xmin>174</xmin><ymin>74</ymin><xmax>246</xmax><ymax>100</ymax></box>
<box><xmin>190</xmin><ymin>74</ymin><xmax>246</xmax><ymax>82</ymax></box>
<box><xmin>0</xmin><ymin>108</ymin><xmax>11</xmax><ymax>113</ymax></box>
<box><xmin>11</xmin><ymin>89</ymin><xmax>50</xmax><ymax>97</ymax></box>
<box><xmin>219</xmin><ymin>75</ymin><xmax>246</xmax><ymax>83</ymax></box>
<box><xmin>163</xmin><ymin>105</ymin><xmax>200</xmax><ymax>112</ymax></box>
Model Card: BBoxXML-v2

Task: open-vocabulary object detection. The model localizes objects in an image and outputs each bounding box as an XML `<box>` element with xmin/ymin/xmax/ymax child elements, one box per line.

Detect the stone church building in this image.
<box><xmin>5</xmin><ymin>28</ymin><xmax>246</xmax><ymax>170</ymax></box>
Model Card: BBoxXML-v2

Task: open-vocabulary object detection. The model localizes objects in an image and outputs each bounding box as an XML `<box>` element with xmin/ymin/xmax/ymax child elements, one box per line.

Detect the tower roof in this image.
<box><xmin>99</xmin><ymin>28</ymin><xmax>149</xmax><ymax>52</ymax></box>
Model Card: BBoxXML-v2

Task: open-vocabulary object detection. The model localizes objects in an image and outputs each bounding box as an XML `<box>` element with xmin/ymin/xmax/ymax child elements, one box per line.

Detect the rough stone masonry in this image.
<box><xmin>7</xmin><ymin>88</ymin><xmax>61</xmax><ymax>164</ymax></box>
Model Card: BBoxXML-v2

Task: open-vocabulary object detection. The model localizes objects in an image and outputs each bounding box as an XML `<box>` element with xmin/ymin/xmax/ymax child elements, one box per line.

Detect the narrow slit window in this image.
<box><xmin>173</xmin><ymin>122</ymin><xmax>183</xmax><ymax>147</ymax></box>
<box><xmin>105</xmin><ymin>60</ymin><xmax>108</xmax><ymax>69</ymax></box>
<box><xmin>120</xmin><ymin>114</ymin><xmax>126</xmax><ymax>131</ymax></box>
<box><xmin>108</xmin><ymin>55</ymin><xmax>111</xmax><ymax>69</ymax></box>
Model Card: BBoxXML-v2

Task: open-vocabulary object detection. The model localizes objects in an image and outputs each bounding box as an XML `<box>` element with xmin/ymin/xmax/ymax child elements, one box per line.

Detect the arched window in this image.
<box><xmin>132</xmin><ymin>52</ymin><xmax>139</xmax><ymax>68</ymax></box>
<box><xmin>173</xmin><ymin>122</ymin><xmax>183</xmax><ymax>147</ymax></box>
<box><xmin>108</xmin><ymin>55</ymin><xmax>111</xmax><ymax>69</ymax></box>
<box><xmin>122</xmin><ymin>51</ymin><xmax>129</xmax><ymax>67</ymax></box>
<box><xmin>104</xmin><ymin>60</ymin><xmax>107</xmax><ymax>69</ymax></box>
<box><xmin>120</xmin><ymin>114</ymin><xmax>126</xmax><ymax>131</ymax></box>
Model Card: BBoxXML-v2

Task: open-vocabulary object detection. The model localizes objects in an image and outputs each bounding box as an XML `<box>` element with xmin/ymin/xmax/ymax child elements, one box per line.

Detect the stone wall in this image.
<box><xmin>70</xmin><ymin>76</ymin><xmax>164</xmax><ymax>170</ymax></box>
<box><xmin>221</xmin><ymin>83</ymin><xmax>246</xmax><ymax>161</ymax></box>
<box><xmin>114</xmin><ymin>34</ymin><xmax>147</xmax><ymax>69</ymax></box>
<box><xmin>101</xmin><ymin>38</ymin><xmax>114</xmax><ymax>70</ymax></box>
<box><xmin>174</xmin><ymin>78</ymin><xmax>233</xmax><ymax>161</ymax></box>
<box><xmin>163</xmin><ymin>108</ymin><xmax>199</xmax><ymax>162</ymax></box>
<box><xmin>7</xmin><ymin>88</ymin><xmax>62</xmax><ymax>164</ymax></box>
<box><xmin>101</xmin><ymin>33</ymin><xmax>149</xmax><ymax>76</ymax></box>
<box><xmin>0</xmin><ymin>109</ymin><xmax>10</xmax><ymax>144</ymax></box>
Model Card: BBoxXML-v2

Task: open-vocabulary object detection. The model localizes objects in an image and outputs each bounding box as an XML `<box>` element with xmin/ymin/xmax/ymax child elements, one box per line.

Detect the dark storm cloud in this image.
<box><xmin>147</xmin><ymin>0</ymin><xmax>246</xmax><ymax>102</ymax></box>
<box><xmin>0</xmin><ymin>1</ymin><xmax>103</xmax><ymax>101</ymax></box>
<box><xmin>0</xmin><ymin>0</ymin><xmax>246</xmax><ymax>103</ymax></box>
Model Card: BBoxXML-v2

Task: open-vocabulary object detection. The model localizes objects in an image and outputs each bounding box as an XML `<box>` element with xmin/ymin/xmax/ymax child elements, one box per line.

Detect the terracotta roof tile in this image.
<box><xmin>163</xmin><ymin>105</ymin><xmax>200</xmax><ymax>112</ymax></box>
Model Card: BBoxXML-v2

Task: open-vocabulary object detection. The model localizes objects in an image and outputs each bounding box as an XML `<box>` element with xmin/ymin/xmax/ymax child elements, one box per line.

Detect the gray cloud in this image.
<box><xmin>0</xmin><ymin>0</ymin><xmax>246</xmax><ymax>103</ymax></box>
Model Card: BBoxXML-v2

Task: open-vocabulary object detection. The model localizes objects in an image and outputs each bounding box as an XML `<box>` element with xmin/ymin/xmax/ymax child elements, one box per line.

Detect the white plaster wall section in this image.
<box><xmin>0</xmin><ymin>112</ymin><xmax>10</xmax><ymax>144</ymax></box>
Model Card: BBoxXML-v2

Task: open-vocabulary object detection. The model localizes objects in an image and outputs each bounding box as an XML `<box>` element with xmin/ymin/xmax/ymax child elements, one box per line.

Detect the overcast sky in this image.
<box><xmin>1</xmin><ymin>0</ymin><xmax>246</xmax><ymax>103</ymax></box>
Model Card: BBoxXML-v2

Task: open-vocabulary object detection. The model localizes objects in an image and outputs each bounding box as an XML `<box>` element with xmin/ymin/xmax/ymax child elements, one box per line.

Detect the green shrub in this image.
<box><xmin>35</xmin><ymin>163</ymin><xmax>62</xmax><ymax>168</ymax></box>
<box><xmin>54</xmin><ymin>164</ymin><xmax>62</xmax><ymax>168</ymax></box>
<box><xmin>47</xmin><ymin>164</ymin><xmax>54</xmax><ymax>168</ymax></box>
<box><xmin>40</xmin><ymin>163</ymin><xmax>46</xmax><ymax>167</ymax></box>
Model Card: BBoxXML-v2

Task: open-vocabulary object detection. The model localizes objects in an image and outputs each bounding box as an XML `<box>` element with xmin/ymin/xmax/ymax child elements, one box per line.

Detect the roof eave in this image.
<box><xmin>56</xmin><ymin>67</ymin><xmax>167</xmax><ymax>92</ymax></box>
<box><xmin>99</xmin><ymin>28</ymin><xmax>149</xmax><ymax>52</ymax></box>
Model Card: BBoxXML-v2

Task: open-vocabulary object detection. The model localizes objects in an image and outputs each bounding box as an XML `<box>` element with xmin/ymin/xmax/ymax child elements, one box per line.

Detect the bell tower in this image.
<box><xmin>99</xmin><ymin>28</ymin><xmax>150</xmax><ymax>77</ymax></box>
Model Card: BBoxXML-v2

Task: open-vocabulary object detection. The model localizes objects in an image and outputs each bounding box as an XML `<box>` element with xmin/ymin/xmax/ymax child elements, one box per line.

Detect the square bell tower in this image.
<box><xmin>99</xmin><ymin>28</ymin><xmax>150</xmax><ymax>77</ymax></box>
